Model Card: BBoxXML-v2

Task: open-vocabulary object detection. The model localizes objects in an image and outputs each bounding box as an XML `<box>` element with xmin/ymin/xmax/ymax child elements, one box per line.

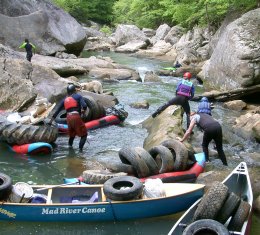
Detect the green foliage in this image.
<box><xmin>100</xmin><ymin>25</ymin><xmax>113</xmax><ymax>35</ymax></box>
<box><xmin>52</xmin><ymin>0</ymin><xmax>258</xmax><ymax>30</ymax></box>
<box><xmin>113</xmin><ymin>0</ymin><xmax>258</xmax><ymax>29</ymax></box>
<box><xmin>52</xmin><ymin>0</ymin><xmax>116</xmax><ymax>24</ymax></box>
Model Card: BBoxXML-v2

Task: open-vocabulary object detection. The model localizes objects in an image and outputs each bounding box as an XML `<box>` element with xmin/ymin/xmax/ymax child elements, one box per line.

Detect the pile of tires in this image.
<box><xmin>55</xmin><ymin>96</ymin><xmax>106</xmax><ymax>124</ymax></box>
<box><xmin>118</xmin><ymin>139</ymin><xmax>189</xmax><ymax>178</ymax></box>
<box><xmin>183</xmin><ymin>181</ymin><xmax>251</xmax><ymax>234</ymax></box>
<box><xmin>0</xmin><ymin>118</ymin><xmax>58</xmax><ymax>145</ymax></box>
<box><xmin>81</xmin><ymin>139</ymin><xmax>189</xmax><ymax>184</ymax></box>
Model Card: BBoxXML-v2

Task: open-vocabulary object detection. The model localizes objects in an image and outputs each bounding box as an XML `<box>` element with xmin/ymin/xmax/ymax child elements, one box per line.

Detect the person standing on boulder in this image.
<box><xmin>19</xmin><ymin>39</ymin><xmax>36</xmax><ymax>62</ymax></box>
<box><xmin>177</xmin><ymin>111</ymin><xmax>228</xmax><ymax>166</ymax></box>
<box><xmin>49</xmin><ymin>84</ymin><xmax>88</xmax><ymax>152</ymax></box>
<box><xmin>152</xmin><ymin>72</ymin><xmax>195</xmax><ymax>129</ymax></box>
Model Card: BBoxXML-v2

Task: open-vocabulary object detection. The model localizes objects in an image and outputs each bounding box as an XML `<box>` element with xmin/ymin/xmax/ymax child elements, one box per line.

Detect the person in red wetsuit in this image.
<box><xmin>50</xmin><ymin>84</ymin><xmax>88</xmax><ymax>152</ymax></box>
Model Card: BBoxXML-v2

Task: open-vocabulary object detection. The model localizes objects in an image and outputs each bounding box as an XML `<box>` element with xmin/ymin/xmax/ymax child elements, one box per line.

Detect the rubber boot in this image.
<box><xmin>68</xmin><ymin>137</ymin><xmax>75</xmax><ymax>147</ymax></box>
<box><xmin>79</xmin><ymin>135</ymin><xmax>87</xmax><ymax>152</ymax></box>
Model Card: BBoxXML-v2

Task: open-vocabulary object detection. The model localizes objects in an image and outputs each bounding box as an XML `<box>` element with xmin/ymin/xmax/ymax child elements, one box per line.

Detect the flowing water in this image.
<box><xmin>0</xmin><ymin>51</ymin><xmax>259</xmax><ymax>234</ymax></box>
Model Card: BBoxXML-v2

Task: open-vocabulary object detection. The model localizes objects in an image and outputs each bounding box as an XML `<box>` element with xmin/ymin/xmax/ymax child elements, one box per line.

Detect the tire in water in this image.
<box><xmin>0</xmin><ymin>172</ymin><xmax>12</xmax><ymax>200</ymax></box>
<box><xmin>0</xmin><ymin>119</ymin><xmax>58</xmax><ymax>145</ymax></box>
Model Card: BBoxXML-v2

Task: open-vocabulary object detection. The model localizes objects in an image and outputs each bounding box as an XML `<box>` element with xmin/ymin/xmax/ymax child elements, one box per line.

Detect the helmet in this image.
<box><xmin>183</xmin><ymin>72</ymin><xmax>192</xmax><ymax>79</ymax></box>
<box><xmin>201</xmin><ymin>97</ymin><xmax>209</xmax><ymax>102</ymax></box>
<box><xmin>67</xmin><ymin>84</ymin><xmax>76</xmax><ymax>95</ymax></box>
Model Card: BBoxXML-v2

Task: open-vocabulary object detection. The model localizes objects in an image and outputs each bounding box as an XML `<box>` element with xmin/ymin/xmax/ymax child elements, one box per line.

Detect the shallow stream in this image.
<box><xmin>0</xmin><ymin>52</ymin><xmax>259</xmax><ymax>234</ymax></box>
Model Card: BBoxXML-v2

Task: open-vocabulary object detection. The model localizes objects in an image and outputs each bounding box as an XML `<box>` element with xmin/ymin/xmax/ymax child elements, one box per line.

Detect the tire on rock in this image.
<box><xmin>119</xmin><ymin>147</ymin><xmax>150</xmax><ymax>178</ymax></box>
<box><xmin>161</xmin><ymin>139</ymin><xmax>188</xmax><ymax>171</ymax></box>
<box><xmin>134</xmin><ymin>147</ymin><xmax>159</xmax><ymax>176</ymax></box>
<box><xmin>0</xmin><ymin>120</ymin><xmax>58</xmax><ymax>145</ymax></box>
<box><xmin>82</xmin><ymin>170</ymin><xmax>127</xmax><ymax>184</ymax></box>
<box><xmin>103</xmin><ymin>162</ymin><xmax>135</xmax><ymax>175</ymax></box>
<box><xmin>103</xmin><ymin>176</ymin><xmax>143</xmax><ymax>201</ymax></box>
<box><xmin>0</xmin><ymin>172</ymin><xmax>12</xmax><ymax>200</ymax></box>
<box><xmin>228</xmin><ymin>200</ymin><xmax>251</xmax><ymax>231</ymax></box>
<box><xmin>148</xmin><ymin>145</ymin><xmax>174</xmax><ymax>173</ymax></box>
<box><xmin>83</xmin><ymin>96</ymin><xmax>102</xmax><ymax>120</ymax></box>
<box><xmin>193</xmin><ymin>181</ymin><xmax>229</xmax><ymax>221</ymax></box>
<box><xmin>97</xmin><ymin>101</ymin><xmax>106</xmax><ymax>118</ymax></box>
<box><xmin>183</xmin><ymin>219</ymin><xmax>230</xmax><ymax>235</ymax></box>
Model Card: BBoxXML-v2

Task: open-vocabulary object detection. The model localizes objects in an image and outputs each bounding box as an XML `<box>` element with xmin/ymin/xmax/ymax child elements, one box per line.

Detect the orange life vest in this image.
<box><xmin>64</xmin><ymin>97</ymin><xmax>77</xmax><ymax>110</ymax></box>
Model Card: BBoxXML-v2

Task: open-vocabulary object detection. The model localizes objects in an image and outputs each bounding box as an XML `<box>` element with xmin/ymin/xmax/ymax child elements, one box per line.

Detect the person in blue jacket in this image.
<box><xmin>197</xmin><ymin>97</ymin><xmax>212</xmax><ymax>115</ymax></box>
<box><xmin>152</xmin><ymin>72</ymin><xmax>195</xmax><ymax>129</ymax></box>
<box><xmin>49</xmin><ymin>84</ymin><xmax>88</xmax><ymax>152</ymax></box>
<box><xmin>19</xmin><ymin>39</ymin><xmax>36</xmax><ymax>62</ymax></box>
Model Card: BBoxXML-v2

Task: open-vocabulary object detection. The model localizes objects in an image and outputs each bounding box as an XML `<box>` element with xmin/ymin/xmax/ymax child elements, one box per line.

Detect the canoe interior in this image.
<box><xmin>168</xmin><ymin>162</ymin><xmax>253</xmax><ymax>235</ymax></box>
<box><xmin>2</xmin><ymin>183</ymin><xmax>204</xmax><ymax>206</ymax></box>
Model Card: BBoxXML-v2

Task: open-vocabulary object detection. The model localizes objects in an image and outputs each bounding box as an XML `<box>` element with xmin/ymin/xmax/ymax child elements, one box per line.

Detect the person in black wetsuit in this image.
<box><xmin>177</xmin><ymin>112</ymin><xmax>228</xmax><ymax>166</ymax></box>
<box><xmin>19</xmin><ymin>39</ymin><xmax>36</xmax><ymax>62</ymax></box>
<box><xmin>152</xmin><ymin>72</ymin><xmax>195</xmax><ymax>129</ymax></box>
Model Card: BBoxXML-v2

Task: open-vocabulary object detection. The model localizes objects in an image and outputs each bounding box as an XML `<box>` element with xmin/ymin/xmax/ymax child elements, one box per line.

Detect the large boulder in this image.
<box><xmin>233</xmin><ymin>112</ymin><xmax>260</xmax><ymax>143</ymax></box>
<box><xmin>114</xmin><ymin>24</ymin><xmax>149</xmax><ymax>46</ymax></box>
<box><xmin>0</xmin><ymin>0</ymin><xmax>86</xmax><ymax>56</ymax></box>
<box><xmin>151</xmin><ymin>23</ymin><xmax>171</xmax><ymax>45</ymax></box>
<box><xmin>0</xmin><ymin>58</ymin><xmax>36</xmax><ymax>111</ymax></box>
<box><xmin>201</xmin><ymin>9</ymin><xmax>260</xmax><ymax>90</ymax></box>
<box><xmin>164</xmin><ymin>25</ymin><xmax>185</xmax><ymax>45</ymax></box>
<box><xmin>142</xmin><ymin>106</ymin><xmax>192</xmax><ymax>151</ymax></box>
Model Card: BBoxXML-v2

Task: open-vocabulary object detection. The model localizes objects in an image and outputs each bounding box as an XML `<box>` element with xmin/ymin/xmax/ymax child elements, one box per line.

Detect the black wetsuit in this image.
<box><xmin>25</xmin><ymin>43</ymin><xmax>33</xmax><ymax>62</ymax></box>
<box><xmin>197</xmin><ymin>113</ymin><xmax>228</xmax><ymax>165</ymax></box>
<box><xmin>152</xmin><ymin>79</ymin><xmax>195</xmax><ymax>129</ymax></box>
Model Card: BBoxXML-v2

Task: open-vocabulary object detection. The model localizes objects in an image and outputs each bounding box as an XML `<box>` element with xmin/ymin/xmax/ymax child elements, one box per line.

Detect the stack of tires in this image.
<box><xmin>55</xmin><ymin>96</ymin><xmax>106</xmax><ymax>124</ymax></box>
<box><xmin>82</xmin><ymin>139</ymin><xmax>190</xmax><ymax>184</ymax></box>
<box><xmin>118</xmin><ymin>139</ymin><xmax>189</xmax><ymax>178</ymax></box>
<box><xmin>183</xmin><ymin>181</ymin><xmax>251</xmax><ymax>234</ymax></box>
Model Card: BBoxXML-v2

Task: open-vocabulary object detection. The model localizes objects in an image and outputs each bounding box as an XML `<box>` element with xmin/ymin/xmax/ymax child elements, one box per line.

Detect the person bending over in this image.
<box><xmin>177</xmin><ymin>112</ymin><xmax>228</xmax><ymax>166</ymax></box>
<box><xmin>49</xmin><ymin>84</ymin><xmax>88</xmax><ymax>152</ymax></box>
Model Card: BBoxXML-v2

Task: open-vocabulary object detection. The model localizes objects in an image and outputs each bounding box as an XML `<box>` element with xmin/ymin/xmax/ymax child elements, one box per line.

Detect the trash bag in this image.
<box><xmin>143</xmin><ymin>178</ymin><xmax>166</xmax><ymax>198</ymax></box>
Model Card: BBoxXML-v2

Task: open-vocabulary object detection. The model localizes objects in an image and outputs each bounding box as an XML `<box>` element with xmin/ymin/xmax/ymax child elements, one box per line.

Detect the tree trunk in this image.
<box><xmin>191</xmin><ymin>84</ymin><xmax>260</xmax><ymax>102</ymax></box>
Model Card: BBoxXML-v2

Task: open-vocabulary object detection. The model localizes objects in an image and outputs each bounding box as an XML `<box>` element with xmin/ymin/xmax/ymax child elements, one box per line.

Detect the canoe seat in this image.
<box><xmin>60</xmin><ymin>191</ymin><xmax>99</xmax><ymax>204</ymax></box>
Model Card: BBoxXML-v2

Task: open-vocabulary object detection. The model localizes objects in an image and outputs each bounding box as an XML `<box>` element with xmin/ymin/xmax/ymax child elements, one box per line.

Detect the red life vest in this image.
<box><xmin>64</xmin><ymin>97</ymin><xmax>77</xmax><ymax>110</ymax></box>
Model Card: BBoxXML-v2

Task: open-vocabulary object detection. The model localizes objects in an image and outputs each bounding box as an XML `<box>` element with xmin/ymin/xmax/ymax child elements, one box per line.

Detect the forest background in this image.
<box><xmin>52</xmin><ymin>0</ymin><xmax>259</xmax><ymax>31</ymax></box>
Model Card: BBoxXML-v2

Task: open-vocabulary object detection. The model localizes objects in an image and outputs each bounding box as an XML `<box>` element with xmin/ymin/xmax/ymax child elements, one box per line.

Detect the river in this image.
<box><xmin>1</xmin><ymin>51</ymin><xmax>259</xmax><ymax>234</ymax></box>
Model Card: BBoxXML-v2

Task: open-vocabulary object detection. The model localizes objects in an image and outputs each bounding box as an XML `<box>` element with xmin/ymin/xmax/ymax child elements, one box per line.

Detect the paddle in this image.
<box><xmin>35</xmin><ymin>180</ymin><xmax>82</xmax><ymax>192</ymax></box>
